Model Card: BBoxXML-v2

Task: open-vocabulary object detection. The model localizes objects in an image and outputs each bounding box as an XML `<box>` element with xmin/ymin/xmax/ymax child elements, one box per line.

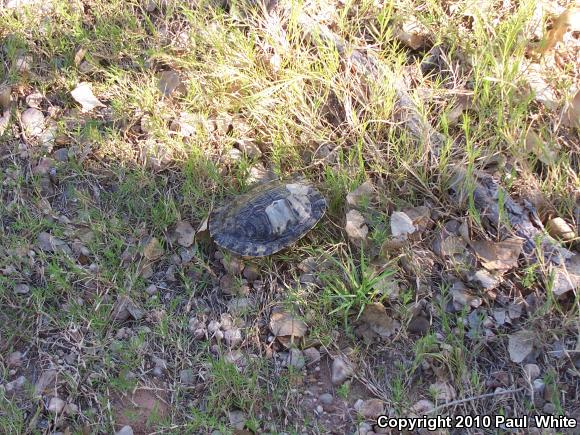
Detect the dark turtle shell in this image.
<box><xmin>209</xmin><ymin>180</ymin><xmax>326</xmax><ymax>257</ymax></box>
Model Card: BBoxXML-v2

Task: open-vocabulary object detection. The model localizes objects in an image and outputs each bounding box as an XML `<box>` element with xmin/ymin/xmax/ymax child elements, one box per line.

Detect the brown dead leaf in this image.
<box><xmin>539</xmin><ymin>7</ymin><xmax>580</xmax><ymax>53</ymax></box>
<box><xmin>450</xmin><ymin>280</ymin><xmax>482</xmax><ymax>309</ymax></box>
<box><xmin>37</xmin><ymin>232</ymin><xmax>72</xmax><ymax>255</ymax></box>
<box><xmin>356</xmin><ymin>302</ymin><xmax>400</xmax><ymax>342</ymax></box>
<box><xmin>143</xmin><ymin>237</ymin><xmax>164</xmax><ymax>261</ymax></box>
<box><xmin>394</xmin><ymin>17</ymin><xmax>430</xmax><ymax>50</ymax></box>
<box><xmin>508</xmin><ymin>330</ymin><xmax>535</xmax><ymax>363</ymax></box>
<box><xmin>74</xmin><ymin>47</ymin><xmax>87</xmax><ymax>66</ymax></box>
<box><xmin>269</xmin><ymin>309</ymin><xmax>307</xmax><ymax>338</ymax></box>
<box><xmin>345</xmin><ymin>209</ymin><xmax>368</xmax><ymax>244</ymax></box>
<box><xmin>34</xmin><ymin>369</ymin><xmax>58</xmax><ymax>396</ymax></box>
<box><xmin>0</xmin><ymin>85</ymin><xmax>10</xmax><ymax>110</ymax></box>
<box><xmin>174</xmin><ymin>220</ymin><xmax>195</xmax><ymax>247</ymax></box>
<box><xmin>471</xmin><ymin>238</ymin><xmax>523</xmax><ymax>271</ymax></box>
<box><xmin>562</xmin><ymin>90</ymin><xmax>580</xmax><ymax>129</ymax></box>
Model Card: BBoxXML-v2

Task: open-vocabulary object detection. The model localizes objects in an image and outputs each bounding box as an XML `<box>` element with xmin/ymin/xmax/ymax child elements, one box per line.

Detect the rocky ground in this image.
<box><xmin>1</xmin><ymin>0</ymin><xmax>579</xmax><ymax>434</ymax></box>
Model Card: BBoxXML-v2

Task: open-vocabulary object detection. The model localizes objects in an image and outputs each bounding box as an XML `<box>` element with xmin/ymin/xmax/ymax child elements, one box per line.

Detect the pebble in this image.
<box><xmin>5</xmin><ymin>376</ymin><xmax>26</xmax><ymax>392</ymax></box>
<box><xmin>354</xmin><ymin>398</ymin><xmax>384</xmax><ymax>419</ymax></box>
<box><xmin>242</xmin><ymin>264</ymin><xmax>259</xmax><ymax>282</ymax></box>
<box><xmin>14</xmin><ymin>283</ymin><xmax>30</xmax><ymax>295</ymax></box>
<box><xmin>145</xmin><ymin>284</ymin><xmax>158</xmax><ymax>295</ymax></box>
<box><xmin>53</xmin><ymin>148</ymin><xmax>69</xmax><ymax>162</ymax></box>
<box><xmin>116</xmin><ymin>426</ymin><xmax>134</xmax><ymax>435</ymax></box>
<box><xmin>48</xmin><ymin>397</ymin><xmax>66</xmax><ymax>414</ymax></box>
<box><xmin>228</xmin><ymin>410</ymin><xmax>246</xmax><ymax>430</ymax></box>
<box><xmin>533</xmin><ymin>379</ymin><xmax>545</xmax><ymax>394</ymax></box>
<box><xmin>524</xmin><ymin>364</ymin><xmax>541</xmax><ymax>380</ymax></box>
<box><xmin>319</xmin><ymin>393</ymin><xmax>333</xmax><ymax>405</ymax></box>
<box><xmin>8</xmin><ymin>351</ymin><xmax>23</xmax><ymax>367</ymax></box>
<box><xmin>21</xmin><ymin>108</ymin><xmax>45</xmax><ymax>136</ymax></box>
<box><xmin>331</xmin><ymin>356</ymin><xmax>353</xmax><ymax>385</ymax></box>
<box><xmin>179</xmin><ymin>369</ymin><xmax>195</xmax><ymax>385</ymax></box>
<box><xmin>356</xmin><ymin>422</ymin><xmax>373</xmax><ymax>435</ymax></box>
<box><xmin>316</xmin><ymin>405</ymin><xmax>323</xmax><ymax>414</ymax></box>
<box><xmin>543</xmin><ymin>402</ymin><xmax>555</xmax><ymax>414</ymax></box>
<box><xmin>224</xmin><ymin>328</ymin><xmax>243</xmax><ymax>347</ymax></box>
<box><xmin>222</xmin><ymin>256</ymin><xmax>244</xmax><ymax>275</ymax></box>
<box><xmin>303</xmin><ymin>347</ymin><xmax>321</xmax><ymax>364</ymax></box>
<box><xmin>286</xmin><ymin>348</ymin><xmax>305</xmax><ymax>369</ymax></box>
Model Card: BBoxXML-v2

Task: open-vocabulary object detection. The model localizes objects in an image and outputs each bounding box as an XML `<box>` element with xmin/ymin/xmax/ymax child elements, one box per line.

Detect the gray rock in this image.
<box><xmin>331</xmin><ymin>356</ymin><xmax>353</xmax><ymax>385</ymax></box>
<box><xmin>285</xmin><ymin>348</ymin><xmax>305</xmax><ymax>369</ymax></box>
<box><xmin>543</xmin><ymin>402</ymin><xmax>555</xmax><ymax>414</ymax></box>
<box><xmin>228</xmin><ymin>410</ymin><xmax>246</xmax><ymax>430</ymax></box>
<box><xmin>5</xmin><ymin>376</ymin><xmax>26</xmax><ymax>392</ymax></box>
<box><xmin>21</xmin><ymin>108</ymin><xmax>44</xmax><ymax>136</ymax></box>
<box><xmin>14</xmin><ymin>283</ymin><xmax>30</xmax><ymax>295</ymax></box>
<box><xmin>53</xmin><ymin>148</ymin><xmax>69</xmax><ymax>162</ymax></box>
<box><xmin>179</xmin><ymin>369</ymin><xmax>195</xmax><ymax>385</ymax></box>
<box><xmin>224</xmin><ymin>328</ymin><xmax>243</xmax><ymax>348</ymax></box>
<box><xmin>303</xmin><ymin>347</ymin><xmax>321</xmax><ymax>364</ymax></box>
<box><xmin>116</xmin><ymin>426</ymin><xmax>134</xmax><ymax>435</ymax></box>
<box><xmin>8</xmin><ymin>351</ymin><xmax>23</xmax><ymax>367</ymax></box>
<box><xmin>242</xmin><ymin>264</ymin><xmax>259</xmax><ymax>282</ymax></box>
<box><xmin>319</xmin><ymin>393</ymin><xmax>333</xmax><ymax>405</ymax></box>
<box><xmin>48</xmin><ymin>397</ymin><xmax>65</xmax><ymax>414</ymax></box>
<box><xmin>524</xmin><ymin>363</ymin><xmax>541</xmax><ymax>380</ymax></box>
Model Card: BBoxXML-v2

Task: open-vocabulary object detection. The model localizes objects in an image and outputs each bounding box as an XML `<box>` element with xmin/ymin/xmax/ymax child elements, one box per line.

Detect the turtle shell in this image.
<box><xmin>209</xmin><ymin>180</ymin><xmax>326</xmax><ymax>257</ymax></box>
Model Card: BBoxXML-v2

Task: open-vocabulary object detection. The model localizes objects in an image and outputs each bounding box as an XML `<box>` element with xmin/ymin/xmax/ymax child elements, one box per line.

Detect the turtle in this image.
<box><xmin>209</xmin><ymin>180</ymin><xmax>326</xmax><ymax>257</ymax></box>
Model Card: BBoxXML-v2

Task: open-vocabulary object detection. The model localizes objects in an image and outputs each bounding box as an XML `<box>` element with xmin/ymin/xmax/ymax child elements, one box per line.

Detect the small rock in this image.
<box><xmin>14</xmin><ymin>283</ymin><xmax>30</xmax><ymax>295</ymax></box>
<box><xmin>53</xmin><ymin>148</ymin><xmax>69</xmax><ymax>162</ymax></box>
<box><xmin>145</xmin><ymin>284</ymin><xmax>158</xmax><ymax>295</ymax></box>
<box><xmin>21</xmin><ymin>108</ymin><xmax>45</xmax><ymax>137</ymax></box>
<box><xmin>14</xmin><ymin>54</ymin><xmax>33</xmax><ymax>73</ymax></box>
<box><xmin>179</xmin><ymin>369</ymin><xmax>195</xmax><ymax>385</ymax></box>
<box><xmin>356</xmin><ymin>422</ymin><xmax>373</xmax><ymax>435</ymax></box>
<box><xmin>222</xmin><ymin>256</ymin><xmax>244</xmax><ymax>275</ymax></box>
<box><xmin>207</xmin><ymin>320</ymin><xmax>221</xmax><ymax>334</ymax></box>
<box><xmin>242</xmin><ymin>264</ymin><xmax>259</xmax><ymax>282</ymax></box>
<box><xmin>5</xmin><ymin>376</ymin><xmax>26</xmax><ymax>393</ymax></box>
<box><xmin>543</xmin><ymin>402</ymin><xmax>555</xmax><ymax>414</ymax></box>
<box><xmin>319</xmin><ymin>393</ymin><xmax>333</xmax><ymax>405</ymax></box>
<box><xmin>48</xmin><ymin>397</ymin><xmax>66</xmax><ymax>414</ymax></box>
<box><xmin>236</xmin><ymin>140</ymin><xmax>262</xmax><ymax>158</ymax></box>
<box><xmin>158</xmin><ymin>70</ymin><xmax>184</xmax><ymax>96</ymax></box>
<box><xmin>228</xmin><ymin>410</ymin><xmax>246</xmax><ymax>430</ymax></box>
<box><xmin>303</xmin><ymin>347</ymin><xmax>321</xmax><ymax>364</ymax></box>
<box><xmin>285</xmin><ymin>348</ymin><xmax>305</xmax><ymax>369</ymax></box>
<box><xmin>224</xmin><ymin>328</ymin><xmax>243</xmax><ymax>347</ymax></box>
<box><xmin>25</xmin><ymin>92</ymin><xmax>43</xmax><ymax>108</ymax></box>
<box><xmin>524</xmin><ymin>364</ymin><xmax>541</xmax><ymax>380</ymax></box>
<box><xmin>116</xmin><ymin>426</ymin><xmax>134</xmax><ymax>435</ymax></box>
<box><xmin>331</xmin><ymin>356</ymin><xmax>353</xmax><ymax>385</ymax></box>
<box><xmin>354</xmin><ymin>398</ymin><xmax>384</xmax><ymax>419</ymax></box>
<box><xmin>227</xmin><ymin>297</ymin><xmax>253</xmax><ymax>314</ymax></box>
<box><xmin>410</xmin><ymin>399</ymin><xmax>435</xmax><ymax>416</ymax></box>
<box><xmin>64</xmin><ymin>403</ymin><xmax>78</xmax><ymax>415</ymax></box>
<box><xmin>8</xmin><ymin>351</ymin><xmax>23</xmax><ymax>367</ymax></box>
<box><xmin>174</xmin><ymin>220</ymin><xmax>195</xmax><ymax>247</ymax></box>
<box><xmin>533</xmin><ymin>379</ymin><xmax>545</xmax><ymax>394</ymax></box>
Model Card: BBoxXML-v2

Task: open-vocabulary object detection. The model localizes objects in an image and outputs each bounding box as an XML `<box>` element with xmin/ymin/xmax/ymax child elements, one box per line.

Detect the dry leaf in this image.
<box><xmin>390</xmin><ymin>211</ymin><xmax>416</xmax><ymax>238</ymax></box>
<box><xmin>539</xmin><ymin>7</ymin><xmax>580</xmax><ymax>53</ymax></box>
<box><xmin>450</xmin><ymin>280</ymin><xmax>482</xmax><ymax>309</ymax></box>
<box><xmin>550</xmin><ymin>254</ymin><xmax>580</xmax><ymax>296</ymax></box>
<box><xmin>21</xmin><ymin>108</ymin><xmax>45</xmax><ymax>136</ymax></box>
<box><xmin>111</xmin><ymin>296</ymin><xmax>144</xmax><ymax>322</ymax></box>
<box><xmin>524</xmin><ymin>63</ymin><xmax>558</xmax><ymax>110</ymax></box>
<box><xmin>158</xmin><ymin>70</ymin><xmax>184</xmax><ymax>96</ymax></box>
<box><xmin>0</xmin><ymin>110</ymin><xmax>10</xmax><ymax>136</ymax></box>
<box><xmin>71</xmin><ymin>82</ymin><xmax>105</xmax><ymax>113</ymax></box>
<box><xmin>0</xmin><ymin>85</ymin><xmax>10</xmax><ymax>110</ymax></box>
<box><xmin>546</xmin><ymin>217</ymin><xmax>575</xmax><ymax>241</ymax></box>
<box><xmin>74</xmin><ymin>47</ymin><xmax>87</xmax><ymax>66</ymax></box>
<box><xmin>174</xmin><ymin>220</ymin><xmax>195</xmax><ymax>247</ymax></box>
<box><xmin>143</xmin><ymin>237</ymin><xmax>164</xmax><ymax>261</ymax></box>
<box><xmin>471</xmin><ymin>238</ymin><xmax>523</xmax><ymax>271</ymax></box>
<box><xmin>525</xmin><ymin>130</ymin><xmax>558</xmax><ymax>165</ymax></box>
<box><xmin>356</xmin><ymin>302</ymin><xmax>400</xmax><ymax>341</ymax></box>
<box><xmin>346</xmin><ymin>181</ymin><xmax>374</xmax><ymax>208</ymax></box>
<box><xmin>345</xmin><ymin>209</ymin><xmax>368</xmax><ymax>243</ymax></box>
<box><xmin>562</xmin><ymin>90</ymin><xmax>580</xmax><ymax>129</ymax></box>
<box><xmin>37</xmin><ymin>232</ymin><xmax>72</xmax><ymax>255</ymax></box>
<box><xmin>269</xmin><ymin>310</ymin><xmax>307</xmax><ymax>338</ymax></box>
<box><xmin>508</xmin><ymin>330</ymin><xmax>535</xmax><ymax>363</ymax></box>
<box><xmin>394</xmin><ymin>17</ymin><xmax>430</xmax><ymax>50</ymax></box>
<box><xmin>402</xmin><ymin>206</ymin><xmax>433</xmax><ymax>233</ymax></box>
